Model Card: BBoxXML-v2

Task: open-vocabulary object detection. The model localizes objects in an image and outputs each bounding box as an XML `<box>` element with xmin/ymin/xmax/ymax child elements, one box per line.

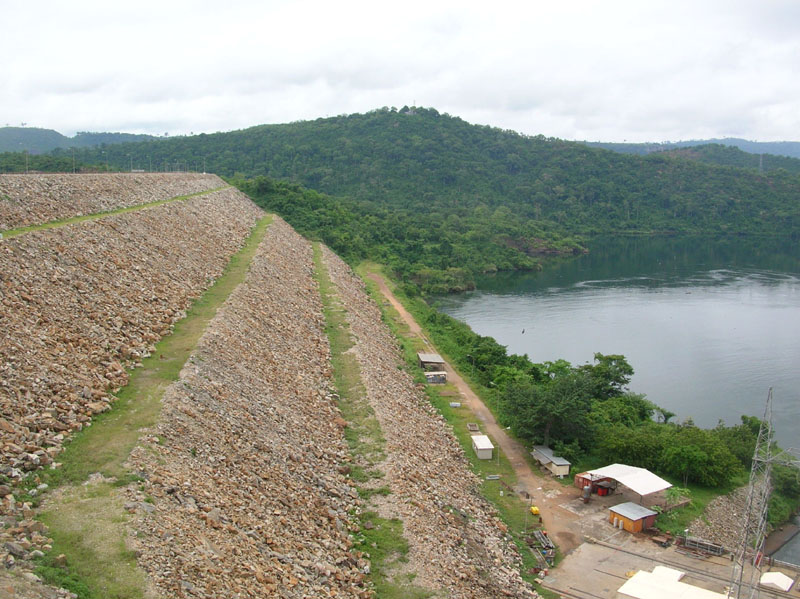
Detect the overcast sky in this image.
<box><xmin>3</xmin><ymin>0</ymin><xmax>799</xmax><ymax>142</ymax></box>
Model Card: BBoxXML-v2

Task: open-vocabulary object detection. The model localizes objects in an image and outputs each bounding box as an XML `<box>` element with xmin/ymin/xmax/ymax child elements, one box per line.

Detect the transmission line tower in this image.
<box><xmin>727</xmin><ymin>389</ymin><xmax>774</xmax><ymax>598</ymax></box>
<box><xmin>727</xmin><ymin>389</ymin><xmax>800</xmax><ymax>598</ymax></box>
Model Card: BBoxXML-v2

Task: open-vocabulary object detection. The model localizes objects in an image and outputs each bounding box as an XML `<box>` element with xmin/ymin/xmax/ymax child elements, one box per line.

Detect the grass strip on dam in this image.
<box><xmin>0</xmin><ymin>186</ymin><xmax>227</xmax><ymax>238</ymax></box>
<box><xmin>33</xmin><ymin>214</ymin><xmax>273</xmax><ymax>599</ymax></box>
<box><xmin>313</xmin><ymin>244</ymin><xmax>431</xmax><ymax>599</ymax></box>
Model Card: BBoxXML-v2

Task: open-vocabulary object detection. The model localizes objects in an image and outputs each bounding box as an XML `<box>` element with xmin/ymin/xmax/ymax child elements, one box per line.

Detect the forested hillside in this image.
<box><xmin>60</xmin><ymin>107</ymin><xmax>800</xmax><ymax>240</ymax></box>
<box><xmin>0</xmin><ymin>126</ymin><xmax>157</xmax><ymax>154</ymax></box>
<box><xmin>586</xmin><ymin>138</ymin><xmax>800</xmax><ymax>160</ymax></box>
<box><xmin>660</xmin><ymin>144</ymin><xmax>800</xmax><ymax>175</ymax></box>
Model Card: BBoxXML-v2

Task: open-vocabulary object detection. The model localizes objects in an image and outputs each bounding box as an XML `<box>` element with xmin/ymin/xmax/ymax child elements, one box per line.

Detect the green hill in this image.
<box><xmin>585</xmin><ymin>137</ymin><xmax>800</xmax><ymax>160</ymax></box>
<box><xmin>0</xmin><ymin>127</ymin><xmax>71</xmax><ymax>154</ymax></box>
<box><xmin>0</xmin><ymin>127</ymin><xmax>158</xmax><ymax>154</ymax></box>
<box><xmin>69</xmin><ymin>107</ymin><xmax>800</xmax><ymax>237</ymax></box>
<box><xmin>660</xmin><ymin>143</ymin><xmax>800</xmax><ymax>175</ymax></box>
<box><xmin>5</xmin><ymin>108</ymin><xmax>799</xmax><ymax>292</ymax></box>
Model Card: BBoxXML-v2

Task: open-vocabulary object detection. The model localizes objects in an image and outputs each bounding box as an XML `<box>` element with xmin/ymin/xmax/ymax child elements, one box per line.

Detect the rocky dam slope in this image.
<box><xmin>0</xmin><ymin>174</ymin><xmax>535</xmax><ymax>598</ymax></box>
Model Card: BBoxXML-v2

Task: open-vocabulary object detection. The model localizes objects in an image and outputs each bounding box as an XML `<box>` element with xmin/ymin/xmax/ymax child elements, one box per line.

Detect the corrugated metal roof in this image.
<box><xmin>417</xmin><ymin>352</ymin><xmax>445</xmax><ymax>364</ymax></box>
<box><xmin>609</xmin><ymin>501</ymin><xmax>657</xmax><ymax>521</ymax></box>
<box><xmin>532</xmin><ymin>445</ymin><xmax>571</xmax><ymax>466</ymax></box>
<box><xmin>471</xmin><ymin>435</ymin><xmax>494</xmax><ymax>450</ymax></box>
<box><xmin>587</xmin><ymin>463</ymin><xmax>671</xmax><ymax>496</ymax></box>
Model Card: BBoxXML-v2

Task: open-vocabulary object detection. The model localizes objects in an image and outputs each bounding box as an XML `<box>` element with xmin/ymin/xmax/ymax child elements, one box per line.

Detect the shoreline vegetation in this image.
<box><xmin>237</xmin><ymin>175</ymin><xmax>800</xmax><ymax>542</ymax></box>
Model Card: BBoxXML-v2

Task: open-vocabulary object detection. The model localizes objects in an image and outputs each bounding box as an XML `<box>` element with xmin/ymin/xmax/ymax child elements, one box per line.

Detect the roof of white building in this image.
<box><xmin>586</xmin><ymin>463</ymin><xmax>672</xmax><ymax>496</ymax></box>
<box><xmin>471</xmin><ymin>435</ymin><xmax>494</xmax><ymax>450</ymax></box>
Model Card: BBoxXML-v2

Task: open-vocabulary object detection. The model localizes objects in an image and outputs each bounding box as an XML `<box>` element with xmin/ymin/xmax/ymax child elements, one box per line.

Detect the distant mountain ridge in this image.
<box><xmin>583</xmin><ymin>138</ymin><xmax>800</xmax><ymax>159</ymax></box>
<box><xmin>0</xmin><ymin>127</ymin><xmax>158</xmax><ymax>154</ymax></box>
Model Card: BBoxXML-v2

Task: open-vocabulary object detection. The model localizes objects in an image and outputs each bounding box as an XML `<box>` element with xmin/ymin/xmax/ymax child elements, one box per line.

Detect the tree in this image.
<box><xmin>580</xmin><ymin>353</ymin><xmax>634</xmax><ymax>400</ymax></box>
<box><xmin>661</xmin><ymin>445</ymin><xmax>710</xmax><ymax>486</ymax></box>
<box><xmin>501</xmin><ymin>370</ymin><xmax>594</xmax><ymax>447</ymax></box>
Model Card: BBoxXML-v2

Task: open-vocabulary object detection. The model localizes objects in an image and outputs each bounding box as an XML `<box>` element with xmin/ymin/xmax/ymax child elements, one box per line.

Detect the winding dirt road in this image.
<box><xmin>367</xmin><ymin>272</ymin><xmax>583</xmax><ymax>554</ymax></box>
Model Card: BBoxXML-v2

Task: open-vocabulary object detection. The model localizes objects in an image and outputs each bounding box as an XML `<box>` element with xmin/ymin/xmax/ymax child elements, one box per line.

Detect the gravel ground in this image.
<box><xmin>322</xmin><ymin>246</ymin><xmax>538</xmax><ymax>599</ymax></box>
<box><xmin>0</xmin><ymin>173</ymin><xmax>223</xmax><ymax>230</ymax></box>
<box><xmin>688</xmin><ymin>486</ymin><xmax>750</xmax><ymax>550</ymax></box>
<box><xmin>0</xmin><ymin>179</ymin><xmax>261</xmax><ymax>593</ymax></box>
<box><xmin>126</xmin><ymin>218</ymin><xmax>370</xmax><ymax>598</ymax></box>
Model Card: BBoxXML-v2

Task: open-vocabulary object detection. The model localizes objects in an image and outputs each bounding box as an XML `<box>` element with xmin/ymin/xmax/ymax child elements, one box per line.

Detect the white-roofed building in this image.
<box><xmin>471</xmin><ymin>435</ymin><xmax>494</xmax><ymax>460</ymax></box>
<box><xmin>532</xmin><ymin>445</ymin><xmax>571</xmax><ymax>477</ymax></box>
<box><xmin>574</xmin><ymin>463</ymin><xmax>672</xmax><ymax>500</ymax></box>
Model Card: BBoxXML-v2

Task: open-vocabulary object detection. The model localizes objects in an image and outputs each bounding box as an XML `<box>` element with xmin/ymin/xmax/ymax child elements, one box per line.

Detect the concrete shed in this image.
<box><xmin>424</xmin><ymin>371</ymin><xmax>447</xmax><ymax>384</ymax></box>
<box><xmin>609</xmin><ymin>501</ymin><xmax>658</xmax><ymax>533</ymax></box>
<box><xmin>531</xmin><ymin>445</ymin><xmax>571</xmax><ymax>477</ymax></box>
<box><xmin>471</xmin><ymin>435</ymin><xmax>494</xmax><ymax>460</ymax></box>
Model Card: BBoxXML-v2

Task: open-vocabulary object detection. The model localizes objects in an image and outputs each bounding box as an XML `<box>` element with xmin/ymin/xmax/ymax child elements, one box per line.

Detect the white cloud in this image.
<box><xmin>2</xmin><ymin>0</ymin><xmax>799</xmax><ymax>141</ymax></box>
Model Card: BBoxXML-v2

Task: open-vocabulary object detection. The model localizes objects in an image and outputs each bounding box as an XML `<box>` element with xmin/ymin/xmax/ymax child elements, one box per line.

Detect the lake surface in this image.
<box><xmin>435</xmin><ymin>236</ymin><xmax>800</xmax><ymax>448</ymax></box>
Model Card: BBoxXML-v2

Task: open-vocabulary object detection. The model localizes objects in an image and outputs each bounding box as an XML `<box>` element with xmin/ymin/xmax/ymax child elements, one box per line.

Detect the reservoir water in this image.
<box><xmin>435</xmin><ymin>237</ymin><xmax>800</xmax><ymax>448</ymax></box>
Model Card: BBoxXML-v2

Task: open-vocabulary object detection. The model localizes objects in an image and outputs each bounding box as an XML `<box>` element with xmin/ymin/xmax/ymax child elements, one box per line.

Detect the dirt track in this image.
<box><xmin>366</xmin><ymin>272</ymin><xmax>584</xmax><ymax>554</ymax></box>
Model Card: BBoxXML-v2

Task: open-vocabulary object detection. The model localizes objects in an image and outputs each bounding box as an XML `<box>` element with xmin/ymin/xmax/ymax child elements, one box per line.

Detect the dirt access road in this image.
<box><xmin>367</xmin><ymin>272</ymin><xmax>583</xmax><ymax>554</ymax></box>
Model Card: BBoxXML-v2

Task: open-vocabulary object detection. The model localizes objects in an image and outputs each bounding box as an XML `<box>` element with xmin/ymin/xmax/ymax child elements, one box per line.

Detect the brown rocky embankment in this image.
<box><xmin>322</xmin><ymin>247</ymin><xmax>537</xmax><ymax>599</ymax></box>
<box><xmin>0</xmin><ymin>182</ymin><xmax>261</xmax><ymax>537</ymax></box>
<box><xmin>0</xmin><ymin>173</ymin><xmax>223</xmax><ymax>230</ymax></box>
<box><xmin>126</xmin><ymin>218</ymin><xmax>369</xmax><ymax>598</ymax></box>
<box><xmin>688</xmin><ymin>486</ymin><xmax>751</xmax><ymax>550</ymax></box>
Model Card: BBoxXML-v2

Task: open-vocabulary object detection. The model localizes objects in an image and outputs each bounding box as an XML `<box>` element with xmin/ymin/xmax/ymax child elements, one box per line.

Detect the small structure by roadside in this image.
<box><xmin>424</xmin><ymin>371</ymin><xmax>447</xmax><ymax>384</ymax></box>
<box><xmin>609</xmin><ymin>501</ymin><xmax>658</xmax><ymax>533</ymax></box>
<box><xmin>531</xmin><ymin>445</ymin><xmax>571</xmax><ymax>477</ymax></box>
<box><xmin>418</xmin><ymin>352</ymin><xmax>447</xmax><ymax>383</ymax></box>
<box><xmin>418</xmin><ymin>352</ymin><xmax>445</xmax><ymax>370</ymax></box>
<box><xmin>471</xmin><ymin>435</ymin><xmax>494</xmax><ymax>460</ymax></box>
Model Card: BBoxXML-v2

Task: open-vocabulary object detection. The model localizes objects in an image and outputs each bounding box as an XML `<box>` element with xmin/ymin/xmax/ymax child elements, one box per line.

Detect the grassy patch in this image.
<box><xmin>655</xmin><ymin>474</ymin><xmax>746</xmax><ymax>535</ymax></box>
<box><xmin>314</xmin><ymin>247</ymin><xmax>430</xmax><ymax>598</ymax></box>
<box><xmin>36</xmin><ymin>483</ymin><xmax>145</xmax><ymax>599</ymax></box>
<box><xmin>354</xmin><ymin>513</ymin><xmax>430</xmax><ymax>599</ymax></box>
<box><xmin>1</xmin><ymin>186</ymin><xmax>228</xmax><ymax>238</ymax></box>
<box><xmin>35</xmin><ymin>213</ymin><xmax>273</xmax><ymax>597</ymax></box>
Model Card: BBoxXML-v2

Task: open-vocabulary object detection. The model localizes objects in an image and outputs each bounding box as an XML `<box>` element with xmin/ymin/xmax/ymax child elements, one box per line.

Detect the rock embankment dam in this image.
<box><xmin>0</xmin><ymin>174</ymin><xmax>535</xmax><ymax>598</ymax></box>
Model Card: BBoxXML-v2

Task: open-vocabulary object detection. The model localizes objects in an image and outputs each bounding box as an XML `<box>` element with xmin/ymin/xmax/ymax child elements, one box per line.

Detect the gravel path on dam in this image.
<box><xmin>126</xmin><ymin>218</ymin><xmax>370</xmax><ymax>598</ymax></box>
<box><xmin>322</xmin><ymin>246</ymin><xmax>537</xmax><ymax>599</ymax></box>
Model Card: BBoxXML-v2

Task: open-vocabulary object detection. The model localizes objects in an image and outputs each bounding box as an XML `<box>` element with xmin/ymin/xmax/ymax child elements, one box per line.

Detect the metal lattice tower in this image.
<box><xmin>727</xmin><ymin>389</ymin><xmax>774</xmax><ymax>599</ymax></box>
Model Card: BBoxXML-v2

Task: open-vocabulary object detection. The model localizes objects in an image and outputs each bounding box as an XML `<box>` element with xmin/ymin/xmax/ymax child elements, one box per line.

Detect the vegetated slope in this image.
<box><xmin>323</xmin><ymin>246</ymin><xmax>536</xmax><ymax>598</ymax></box>
<box><xmin>126</xmin><ymin>218</ymin><xmax>371</xmax><ymax>598</ymax></box>
<box><xmin>0</xmin><ymin>177</ymin><xmax>261</xmax><ymax>501</ymax></box>
<box><xmin>585</xmin><ymin>137</ymin><xmax>800</xmax><ymax>160</ymax></box>
<box><xmin>658</xmin><ymin>143</ymin><xmax>800</xmax><ymax>175</ymax></box>
<box><xmin>66</xmin><ymin>108</ymin><xmax>800</xmax><ymax>240</ymax></box>
<box><xmin>0</xmin><ymin>172</ymin><xmax>222</xmax><ymax>230</ymax></box>
<box><xmin>0</xmin><ymin>128</ymin><xmax>70</xmax><ymax>154</ymax></box>
<box><xmin>0</xmin><ymin>126</ymin><xmax>158</xmax><ymax>154</ymax></box>
<box><xmin>237</xmin><ymin>176</ymin><xmax>577</xmax><ymax>294</ymax></box>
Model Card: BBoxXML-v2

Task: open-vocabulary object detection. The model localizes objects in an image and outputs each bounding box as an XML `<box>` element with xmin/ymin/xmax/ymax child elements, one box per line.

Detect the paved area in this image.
<box><xmin>544</xmin><ymin>535</ymin><xmax>800</xmax><ymax>599</ymax></box>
